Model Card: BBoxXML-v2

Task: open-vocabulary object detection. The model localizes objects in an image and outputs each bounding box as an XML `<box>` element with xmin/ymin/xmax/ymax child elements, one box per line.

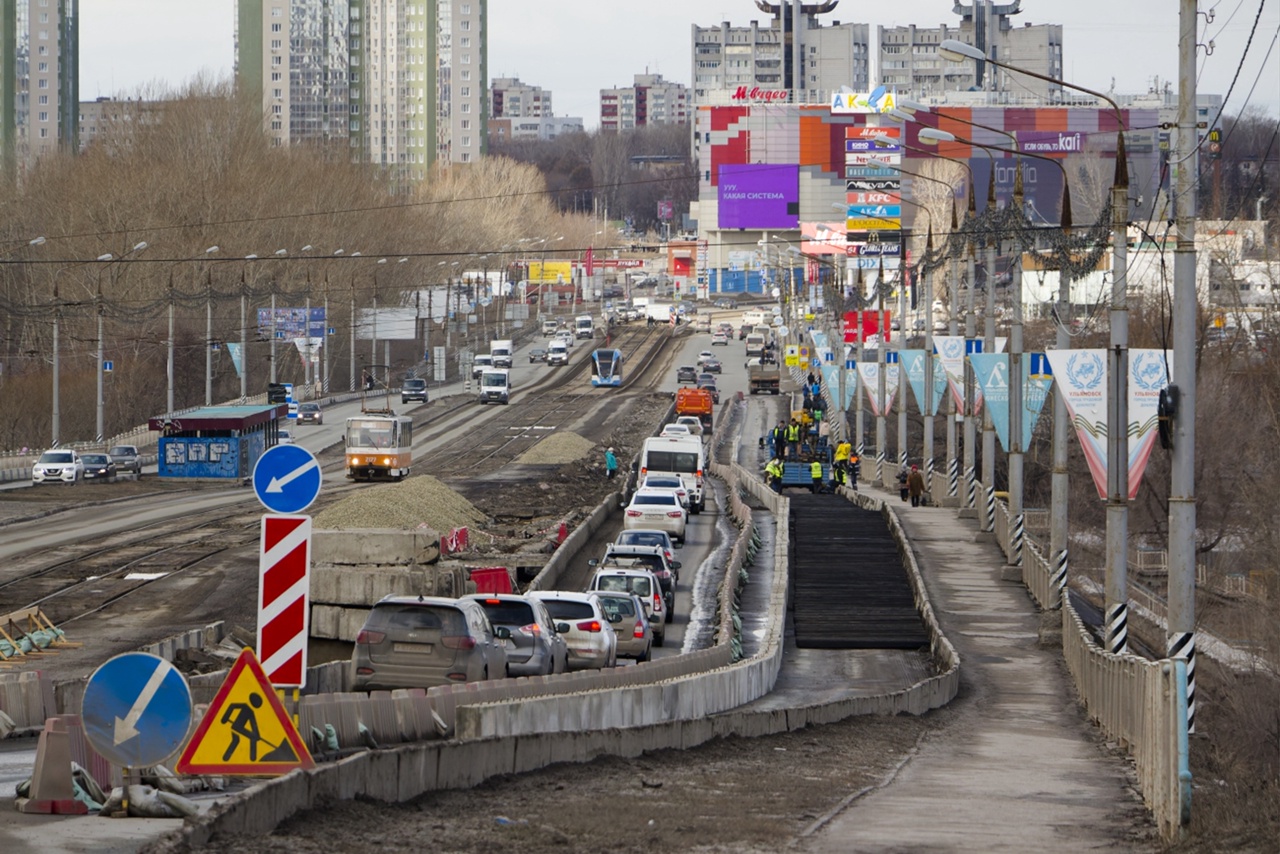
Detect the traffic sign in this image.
<box><xmin>252</xmin><ymin>444</ymin><xmax>322</xmax><ymax>514</ymax></box>
<box><xmin>103</xmin><ymin>361</ymin><xmax>113</xmax><ymax>373</ymax></box>
<box><xmin>83</xmin><ymin>653</ymin><xmax>192</xmax><ymax>769</ymax></box>
<box><xmin>175</xmin><ymin>648</ymin><xmax>314</xmax><ymax>776</ymax></box>
<box><xmin>258</xmin><ymin>514</ymin><xmax>312</xmax><ymax>688</ymax></box>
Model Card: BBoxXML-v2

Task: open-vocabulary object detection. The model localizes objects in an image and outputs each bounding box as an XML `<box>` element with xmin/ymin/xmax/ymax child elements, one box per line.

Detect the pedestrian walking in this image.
<box><xmin>907</xmin><ymin>464</ymin><xmax>926</xmax><ymax>507</ymax></box>
<box><xmin>897</xmin><ymin>466</ymin><xmax>910</xmax><ymax>502</ymax></box>
<box><xmin>604</xmin><ymin>447</ymin><xmax>618</xmax><ymax>480</ymax></box>
<box><xmin>810</xmin><ymin>459</ymin><xmax>824</xmax><ymax>494</ymax></box>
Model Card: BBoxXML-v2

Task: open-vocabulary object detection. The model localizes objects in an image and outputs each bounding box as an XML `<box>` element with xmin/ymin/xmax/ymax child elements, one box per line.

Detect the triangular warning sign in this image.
<box><xmin>176</xmin><ymin>648</ymin><xmax>315</xmax><ymax>776</ymax></box>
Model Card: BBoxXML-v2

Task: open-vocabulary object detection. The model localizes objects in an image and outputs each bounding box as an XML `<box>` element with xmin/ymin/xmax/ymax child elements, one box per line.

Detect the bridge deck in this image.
<box><xmin>789</xmin><ymin>494</ymin><xmax>930</xmax><ymax>649</ymax></box>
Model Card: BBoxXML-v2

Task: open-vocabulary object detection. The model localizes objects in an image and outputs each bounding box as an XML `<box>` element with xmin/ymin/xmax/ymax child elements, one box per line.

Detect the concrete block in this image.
<box><xmin>312</xmin><ymin>528</ymin><xmax>440</xmax><ymax>567</ymax></box>
<box><xmin>363</xmin><ymin>748</ymin><xmax>401</xmax><ymax>801</ymax></box>
<box><xmin>396</xmin><ymin>743</ymin><xmax>440</xmax><ymax>799</ymax></box>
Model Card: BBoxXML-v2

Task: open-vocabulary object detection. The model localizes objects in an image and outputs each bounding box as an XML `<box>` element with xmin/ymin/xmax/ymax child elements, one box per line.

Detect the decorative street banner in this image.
<box><xmin>819</xmin><ymin>363</ymin><xmax>859</xmax><ymax>411</ymax></box>
<box><xmin>902</xmin><ymin>350</ymin><xmax>947</xmax><ymax>416</ymax></box>
<box><xmin>291</xmin><ymin>337</ymin><xmax>323</xmax><ymax>364</ymax></box>
<box><xmin>969</xmin><ymin>353</ymin><xmax>1053</xmax><ymax>452</ymax></box>
<box><xmin>857</xmin><ymin>363</ymin><xmax>899</xmax><ymax>416</ymax></box>
<box><xmin>1044</xmin><ymin>349</ymin><xmax>1171</xmax><ymax>499</ymax></box>
<box><xmin>226</xmin><ymin>342</ymin><xmax>244</xmax><ymax>378</ymax></box>
<box><xmin>933</xmin><ymin>336</ymin><xmax>967</xmax><ymax>413</ymax></box>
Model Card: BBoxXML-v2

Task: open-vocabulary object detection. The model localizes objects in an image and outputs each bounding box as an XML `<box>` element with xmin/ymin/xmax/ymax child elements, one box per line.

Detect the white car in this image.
<box><xmin>623</xmin><ymin>487</ymin><xmax>688</xmax><ymax>545</ymax></box>
<box><xmin>527</xmin><ymin>592</ymin><xmax>618</xmax><ymax>671</ymax></box>
<box><xmin>32</xmin><ymin>449</ymin><xmax>83</xmax><ymax>484</ymax></box>
<box><xmin>659</xmin><ymin>423</ymin><xmax>693</xmax><ymax>439</ymax></box>
<box><xmin>277</xmin><ymin>429</ymin><xmax>296</xmax><ymax>445</ymax></box>
<box><xmin>587</xmin><ymin>567</ymin><xmax>667</xmax><ymax>646</ymax></box>
<box><xmin>696</xmin><ymin>350</ymin><xmax>715</xmax><ymax>367</ymax></box>
<box><xmin>674</xmin><ymin>416</ymin><xmax>705</xmax><ymax>438</ymax></box>
<box><xmin>554</xmin><ymin>330</ymin><xmax>575</xmax><ymax>349</ymax></box>
<box><xmin>640</xmin><ymin>473</ymin><xmax>689</xmax><ymax>508</ymax></box>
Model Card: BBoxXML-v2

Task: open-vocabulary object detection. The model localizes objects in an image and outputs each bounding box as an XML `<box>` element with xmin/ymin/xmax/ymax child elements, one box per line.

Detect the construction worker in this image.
<box><xmin>834</xmin><ymin>439</ymin><xmax>851</xmax><ymax>466</ymax></box>
<box><xmin>810</xmin><ymin>458</ymin><xmax>824</xmax><ymax>494</ymax></box>
<box><xmin>786</xmin><ymin>419</ymin><xmax>801</xmax><ymax>459</ymax></box>
<box><xmin>848</xmin><ymin>449</ymin><xmax>861</xmax><ymax>487</ymax></box>
<box><xmin>765</xmin><ymin>457</ymin><xmax>784</xmax><ymax>493</ymax></box>
<box><xmin>770</xmin><ymin>421</ymin><xmax>786</xmax><ymax>458</ymax></box>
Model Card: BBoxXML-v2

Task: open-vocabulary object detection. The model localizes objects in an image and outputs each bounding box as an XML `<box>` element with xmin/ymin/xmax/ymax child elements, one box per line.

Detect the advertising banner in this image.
<box><xmin>800</xmin><ymin>221</ymin><xmax>849</xmax><ymax>256</ymax></box>
<box><xmin>528</xmin><ymin>260</ymin><xmax>573</xmax><ymax>283</ymax></box>
<box><xmin>718</xmin><ymin>163</ymin><xmax>799</xmax><ymax>229</ymax></box>
<box><xmin>845</xmin><ymin>165</ymin><xmax>900</xmax><ymax>178</ymax></box>
<box><xmin>846</xmin><ymin>126</ymin><xmax>899</xmax><ymax>140</ymax></box>
<box><xmin>846</xmin><ymin>217</ymin><xmax>901</xmax><ymax>231</ymax></box>
<box><xmin>843</xmin><ymin>310</ymin><xmax>892</xmax><ymax>344</ymax></box>
<box><xmin>226</xmin><ymin>342</ymin><xmax>244</xmax><ymax>379</ymax></box>
<box><xmin>848</xmin><ymin>191</ymin><xmax>901</xmax><ymax>206</ymax></box>
<box><xmin>847</xmin><ymin>204</ymin><xmax>902</xmax><ymax>220</ymax></box>
<box><xmin>830</xmin><ymin>90</ymin><xmax>897</xmax><ymax>114</ymax></box>
<box><xmin>1018</xmin><ymin>130</ymin><xmax>1087</xmax><ymax>155</ymax></box>
<box><xmin>846</xmin><ymin>152</ymin><xmax>900</xmax><ymax>168</ymax></box>
<box><xmin>846</xmin><ymin>138</ymin><xmax>899</xmax><ymax>153</ymax></box>
<box><xmin>845</xmin><ymin>230</ymin><xmax>902</xmax><ymax>244</ymax></box>
<box><xmin>1128</xmin><ymin>349</ymin><xmax>1171</xmax><ymax>495</ymax></box>
<box><xmin>256</xmin><ymin>307</ymin><xmax>326</xmax><ymax>339</ymax></box>
<box><xmin>847</xmin><ymin>242</ymin><xmax>902</xmax><ymax>257</ymax></box>
<box><xmin>847</xmin><ymin>178</ymin><xmax>902</xmax><ymax>192</ymax></box>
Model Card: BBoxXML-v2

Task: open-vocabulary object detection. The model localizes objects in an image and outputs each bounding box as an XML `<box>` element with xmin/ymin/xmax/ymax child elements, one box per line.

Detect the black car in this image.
<box><xmin>701</xmin><ymin>358</ymin><xmax>722</xmax><ymax>374</ymax></box>
<box><xmin>676</xmin><ymin>365</ymin><xmax>699</xmax><ymax>383</ymax></box>
<box><xmin>401</xmin><ymin>378</ymin><xmax>428</xmax><ymax>403</ymax></box>
<box><xmin>739</xmin><ymin>324</ymin><xmax>752</xmax><ymax>340</ymax></box>
<box><xmin>529</xmin><ymin>347</ymin><xmax>548</xmax><ymax>363</ymax></box>
<box><xmin>81</xmin><ymin>453</ymin><xmax>118</xmax><ymax>481</ymax></box>
<box><xmin>696</xmin><ymin>374</ymin><xmax>720</xmax><ymax>404</ymax></box>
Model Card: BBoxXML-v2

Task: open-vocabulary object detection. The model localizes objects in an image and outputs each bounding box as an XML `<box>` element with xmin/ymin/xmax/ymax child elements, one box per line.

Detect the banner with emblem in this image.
<box><xmin>933</xmin><ymin>336</ymin><xmax>968</xmax><ymax>412</ymax></box>
<box><xmin>1046</xmin><ymin>348</ymin><xmax>1171</xmax><ymax>499</ymax></box>
<box><xmin>226</xmin><ymin>342</ymin><xmax>244</xmax><ymax>378</ymax></box>
<box><xmin>970</xmin><ymin>353</ymin><xmax>1054</xmax><ymax>452</ymax></box>
<box><xmin>857</xmin><ymin>362</ymin><xmax>899</xmax><ymax>416</ymax></box>
<box><xmin>902</xmin><ymin>350</ymin><xmax>947</xmax><ymax>415</ymax></box>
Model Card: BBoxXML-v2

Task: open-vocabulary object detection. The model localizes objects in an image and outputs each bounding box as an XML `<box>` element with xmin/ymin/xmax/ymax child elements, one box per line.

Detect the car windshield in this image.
<box><xmin>300</xmin><ymin>403</ymin><xmax>319</xmax><ymax>412</ymax></box>
<box><xmin>596</xmin><ymin>596</ymin><xmax>637</xmax><ymax>619</ymax></box>
<box><xmin>109</xmin><ymin>446</ymin><xmax>135</xmax><ymax>456</ymax></box>
<box><xmin>618</xmin><ymin>532</ymin><xmax>668</xmax><ymax>548</ymax></box>
<box><xmin>38</xmin><ymin>452</ymin><xmax>74</xmax><ymax>464</ymax></box>
<box><xmin>404</xmin><ymin>380</ymin><xmax>426</xmax><ymax>389</ymax></box>
<box><xmin>82</xmin><ymin>455</ymin><xmax>110</xmax><ymax>465</ymax></box>
<box><xmin>366</xmin><ymin>604</ymin><xmax>465</xmax><ymax>633</ymax></box>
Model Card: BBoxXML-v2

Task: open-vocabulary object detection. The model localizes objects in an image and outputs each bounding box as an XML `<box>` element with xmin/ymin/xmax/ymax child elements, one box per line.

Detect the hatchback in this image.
<box><xmin>697</xmin><ymin>350</ymin><xmax>715</xmax><ymax>366</ymax></box>
<box><xmin>587</xmin><ymin>568</ymin><xmax>667</xmax><ymax>646</ymax></box>
<box><xmin>32</xmin><ymin>450</ymin><xmax>82</xmax><ymax>484</ymax></box>
<box><xmin>461</xmin><ymin>594</ymin><xmax>568</xmax><ymax>677</ymax></box>
<box><xmin>80</xmin><ymin>453</ymin><xmax>117</xmax><ymax>482</ymax></box>
<box><xmin>676</xmin><ymin>365</ymin><xmax>698</xmax><ymax>384</ymax></box>
<box><xmin>623</xmin><ymin>487</ymin><xmax>688</xmax><ymax>545</ymax></box>
<box><xmin>674</xmin><ymin>416</ymin><xmax>704</xmax><ymax>438</ymax></box>
<box><xmin>277</xmin><ymin>429</ymin><xmax>296</xmax><ymax>445</ymax></box>
<box><xmin>528</xmin><ymin>592</ymin><xmax>617</xmax><ymax>671</ymax></box>
<box><xmin>591</xmin><ymin>592</ymin><xmax>652</xmax><ymax>661</ymax></box>
<box><xmin>402</xmin><ymin>378</ymin><xmax>429</xmax><ymax>403</ymax></box>
<box><xmin>351</xmin><ymin>596</ymin><xmax>511</xmax><ymax>691</ymax></box>
<box><xmin>711</xmin><ymin>332</ymin><xmax>729</xmax><ymax>346</ymax></box>
<box><xmin>701</xmin><ymin>357</ymin><xmax>722</xmax><ymax>374</ymax></box>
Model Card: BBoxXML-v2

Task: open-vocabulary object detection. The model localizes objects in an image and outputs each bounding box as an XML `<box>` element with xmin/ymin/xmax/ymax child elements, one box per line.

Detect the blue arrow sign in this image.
<box><xmin>253</xmin><ymin>444</ymin><xmax>322</xmax><ymax>514</ymax></box>
<box><xmin>83</xmin><ymin>653</ymin><xmax>193</xmax><ymax>768</ymax></box>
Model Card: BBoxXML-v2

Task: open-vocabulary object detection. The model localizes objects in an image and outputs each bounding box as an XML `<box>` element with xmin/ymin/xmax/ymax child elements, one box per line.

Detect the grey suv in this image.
<box><xmin>401</xmin><ymin>378</ymin><xmax>428</xmax><ymax>403</ymax></box>
<box><xmin>108</xmin><ymin>445</ymin><xmax>142</xmax><ymax>477</ymax></box>
<box><xmin>461</xmin><ymin>594</ymin><xmax>569</xmax><ymax>677</ymax></box>
<box><xmin>351</xmin><ymin>596</ymin><xmax>510</xmax><ymax>690</ymax></box>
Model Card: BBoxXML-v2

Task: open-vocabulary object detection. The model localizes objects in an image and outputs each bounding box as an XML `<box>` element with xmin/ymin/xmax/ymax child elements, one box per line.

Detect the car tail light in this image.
<box><xmin>696</xmin><ymin>468</ymin><xmax>703</xmax><ymax>478</ymax></box>
<box><xmin>355</xmin><ymin>630</ymin><xmax>385</xmax><ymax>644</ymax></box>
<box><xmin>639</xmin><ymin>467</ymin><xmax>647</xmax><ymax>476</ymax></box>
<box><xmin>521</xmin><ymin>623</ymin><xmax>541</xmax><ymax>634</ymax></box>
<box><xmin>440</xmin><ymin>635</ymin><xmax>476</xmax><ymax>650</ymax></box>
<box><xmin>356</xmin><ymin>666</ymin><xmax>375</xmax><ymax>676</ymax></box>
<box><xmin>576</xmin><ymin>620</ymin><xmax>602</xmax><ymax>633</ymax></box>
<box><xmin>626</xmin><ymin>509</ymin><xmax>643</xmax><ymax>517</ymax></box>
<box><xmin>634</xmin><ymin>621</ymin><xmax>646</xmax><ymax>639</ymax></box>
<box><xmin>667</xmin><ymin>511</ymin><xmax>684</xmax><ymax>518</ymax></box>
<box><xmin>653</xmin><ymin>592</ymin><xmax>663</xmax><ymax>613</ymax></box>
<box><xmin>446</xmin><ymin>673</ymin><xmax>468</xmax><ymax>681</ymax></box>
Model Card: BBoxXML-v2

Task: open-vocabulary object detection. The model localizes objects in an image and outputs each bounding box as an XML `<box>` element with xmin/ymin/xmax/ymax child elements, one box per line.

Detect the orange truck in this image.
<box><xmin>675</xmin><ymin>386</ymin><xmax>714</xmax><ymax>431</ymax></box>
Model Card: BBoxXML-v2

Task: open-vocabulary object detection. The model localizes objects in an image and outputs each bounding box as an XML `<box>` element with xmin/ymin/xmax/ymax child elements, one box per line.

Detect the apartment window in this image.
<box><xmin>38</xmin><ymin>46</ymin><xmax>47</xmax><ymax>55</ymax></box>
<box><xmin>272</xmin><ymin>6</ymin><xmax>283</xmax><ymax>15</ymax></box>
<box><xmin>461</xmin><ymin>103</ymin><xmax>471</xmax><ymax>113</ymax></box>
<box><xmin>38</xmin><ymin>112</ymin><xmax>48</xmax><ymax>122</ymax></box>
<box><xmin>461</xmin><ymin>70</ymin><xmax>471</xmax><ymax>80</ymax></box>
<box><xmin>460</xmin><ymin>87</ymin><xmax>470</xmax><ymax>97</ymax></box>
<box><xmin>38</xmin><ymin>79</ymin><xmax>48</xmax><ymax>89</ymax></box>
<box><xmin>462</xmin><ymin>53</ymin><xmax>471</xmax><ymax>64</ymax></box>
<box><xmin>461</xmin><ymin>153</ymin><xmax>472</xmax><ymax>162</ymax></box>
<box><xmin>39</xmin><ymin>128</ymin><xmax>48</xmax><ymax>138</ymax></box>
<box><xmin>38</xmin><ymin>30</ymin><xmax>48</xmax><ymax>40</ymax></box>
<box><xmin>271</xmin><ymin>39</ymin><xmax>282</xmax><ymax>49</ymax></box>
<box><xmin>460</xmin><ymin>20</ymin><xmax>470</xmax><ymax>31</ymax></box>
<box><xmin>273</xmin><ymin>88</ymin><xmax>283</xmax><ymax>98</ymax></box>
<box><xmin>38</xmin><ymin>62</ymin><xmax>47</xmax><ymax>72</ymax></box>
<box><xmin>461</xmin><ymin>119</ymin><xmax>470</xmax><ymax>129</ymax></box>
<box><xmin>271</xmin><ymin>120</ymin><xmax>282</xmax><ymax>130</ymax></box>
<box><xmin>271</xmin><ymin>72</ymin><xmax>282</xmax><ymax>81</ymax></box>
<box><xmin>272</xmin><ymin>56</ymin><xmax>282</xmax><ymax>66</ymax></box>
<box><xmin>39</xmin><ymin>13</ymin><xmax>48</xmax><ymax>23</ymax></box>
<box><xmin>272</xmin><ymin>23</ymin><xmax>282</xmax><ymax>32</ymax></box>
<box><xmin>461</xmin><ymin>3</ymin><xmax>471</xmax><ymax>12</ymax></box>
<box><xmin>273</xmin><ymin>105</ymin><xmax>282</xmax><ymax>115</ymax></box>
<box><xmin>460</xmin><ymin>37</ymin><xmax>470</xmax><ymax>47</ymax></box>
<box><xmin>462</xmin><ymin>136</ymin><xmax>471</xmax><ymax>147</ymax></box>
<box><xmin>38</xmin><ymin>95</ymin><xmax>48</xmax><ymax>105</ymax></box>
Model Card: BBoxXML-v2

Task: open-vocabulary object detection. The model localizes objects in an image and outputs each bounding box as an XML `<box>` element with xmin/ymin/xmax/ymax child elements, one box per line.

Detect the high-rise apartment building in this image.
<box><xmin>691</xmin><ymin>2</ymin><xmax>870</xmax><ymax>107</ymax></box>
<box><xmin>600</xmin><ymin>73</ymin><xmax>689</xmax><ymax>132</ymax></box>
<box><xmin>878</xmin><ymin>0</ymin><xmax>1063</xmax><ymax>100</ymax></box>
<box><xmin>236</xmin><ymin>0</ymin><xmax>485</xmax><ymax>181</ymax></box>
<box><xmin>236</xmin><ymin>0</ymin><xmax>349</xmax><ymax>149</ymax></box>
<box><xmin>0</xmin><ymin>0</ymin><xmax>78</xmax><ymax>180</ymax></box>
<box><xmin>491</xmin><ymin>76</ymin><xmax>550</xmax><ymax>119</ymax></box>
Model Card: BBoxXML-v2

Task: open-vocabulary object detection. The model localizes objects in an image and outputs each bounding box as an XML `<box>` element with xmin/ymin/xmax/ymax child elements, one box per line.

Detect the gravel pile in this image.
<box><xmin>514</xmin><ymin>430</ymin><xmax>598</xmax><ymax>465</ymax></box>
<box><xmin>314</xmin><ymin>475</ymin><xmax>488</xmax><ymax>532</ymax></box>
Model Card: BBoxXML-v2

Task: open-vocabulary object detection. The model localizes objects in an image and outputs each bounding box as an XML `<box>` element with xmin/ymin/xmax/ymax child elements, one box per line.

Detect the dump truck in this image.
<box><xmin>748</xmin><ymin>363</ymin><xmax>780</xmax><ymax>395</ymax></box>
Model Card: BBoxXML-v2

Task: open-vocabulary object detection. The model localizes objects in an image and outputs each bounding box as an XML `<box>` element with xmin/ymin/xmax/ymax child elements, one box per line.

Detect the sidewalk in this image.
<box><xmin>800</xmin><ymin>479</ymin><xmax>1159</xmax><ymax>852</ymax></box>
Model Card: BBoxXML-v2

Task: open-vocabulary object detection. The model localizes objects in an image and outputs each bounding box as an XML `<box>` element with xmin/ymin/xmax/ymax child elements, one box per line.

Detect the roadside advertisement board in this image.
<box><xmin>717</xmin><ymin>163</ymin><xmax>800</xmax><ymax>229</ymax></box>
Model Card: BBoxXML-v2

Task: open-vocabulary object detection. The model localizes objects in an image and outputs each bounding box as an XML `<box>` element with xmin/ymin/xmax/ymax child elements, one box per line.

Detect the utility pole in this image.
<box><xmin>349</xmin><ymin>276</ymin><xmax>357</xmax><ymax>392</ymax></box>
<box><xmin>167</xmin><ymin>277</ymin><xmax>176</xmax><ymax>415</ymax></box>
<box><xmin>1168</xmin><ymin>0</ymin><xmax>1199</xmax><ymax>732</ymax></box>
<box><xmin>896</xmin><ymin>258</ymin><xmax>908</xmax><ymax>472</ymax></box>
<box><xmin>981</xmin><ymin>168</ymin><xmax>998</xmax><ymax>533</ymax></box>
<box><xmin>922</xmin><ymin>227</ymin><xmax>936</xmax><ymax>488</ymax></box>
<box><xmin>947</xmin><ymin>201</ymin><xmax>962</xmax><ymax>500</ymax></box>
<box><xmin>239</xmin><ymin>276</ymin><xmax>247</xmax><ymax>402</ymax></box>
<box><xmin>1007</xmin><ymin>171</ymin><xmax>1026</xmax><ymax>567</ymax></box>
<box><xmin>876</xmin><ymin>259</ymin><xmax>887</xmax><ymax>485</ymax></box>
<box><xmin>855</xmin><ymin>268</ymin><xmax>866</xmax><ymax>473</ymax></box>
<box><xmin>1104</xmin><ymin>133</ymin><xmax>1131</xmax><ymax>656</ymax></box>
<box><xmin>96</xmin><ymin>281</ymin><xmax>105</xmax><ymax>441</ymax></box>
<box><xmin>205</xmin><ymin>273</ymin><xmax>213</xmax><ymax>407</ymax></box>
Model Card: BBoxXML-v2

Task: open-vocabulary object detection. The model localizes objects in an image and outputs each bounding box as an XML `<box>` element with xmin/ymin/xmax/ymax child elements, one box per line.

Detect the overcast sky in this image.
<box><xmin>81</xmin><ymin>1</ymin><xmax>1279</xmax><ymax>128</ymax></box>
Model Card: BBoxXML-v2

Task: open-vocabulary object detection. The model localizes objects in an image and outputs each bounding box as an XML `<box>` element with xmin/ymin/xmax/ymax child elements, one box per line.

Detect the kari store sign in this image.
<box><xmin>717</xmin><ymin>164</ymin><xmax>799</xmax><ymax>229</ymax></box>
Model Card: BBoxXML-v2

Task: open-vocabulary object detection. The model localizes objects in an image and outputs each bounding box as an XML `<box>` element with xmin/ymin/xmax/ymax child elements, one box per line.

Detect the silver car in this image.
<box><xmin>461</xmin><ymin>594</ymin><xmax>569</xmax><ymax>677</ymax></box>
<box><xmin>592</xmin><ymin>592</ymin><xmax>653</xmax><ymax>662</ymax></box>
<box><xmin>528</xmin><ymin>592</ymin><xmax>617</xmax><ymax>671</ymax></box>
<box><xmin>351</xmin><ymin>596</ymin><xmax>511</xmax><ymax>691</ymax></box>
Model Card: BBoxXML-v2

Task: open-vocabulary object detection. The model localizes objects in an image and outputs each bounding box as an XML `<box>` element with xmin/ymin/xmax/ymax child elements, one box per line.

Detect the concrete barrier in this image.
<box><xmin>312</xmin><ymin>529</ymin><xmax>440</xmax><ymax>566</ymax></box>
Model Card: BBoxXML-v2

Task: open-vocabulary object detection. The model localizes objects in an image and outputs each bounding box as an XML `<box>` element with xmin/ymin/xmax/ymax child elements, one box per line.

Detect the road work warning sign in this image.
<box><xmin>176</xmin><ymin>648</ymin><xmax>314</xmax><ymax>776</ymax></box>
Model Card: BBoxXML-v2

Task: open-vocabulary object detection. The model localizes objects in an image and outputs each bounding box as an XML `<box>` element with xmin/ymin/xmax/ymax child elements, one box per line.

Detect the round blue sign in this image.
<box><xmin>252</xmin><ymin>444</ymin><xmax>322</xmax><ymax>514</ymax></box>
<box><xmin>83</xmin><ymin>653</ymin><xmax>193</xmax><ymax>768</ymax></box>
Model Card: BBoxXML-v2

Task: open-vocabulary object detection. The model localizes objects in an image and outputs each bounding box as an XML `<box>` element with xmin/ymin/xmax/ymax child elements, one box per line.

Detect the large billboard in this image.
<box><xmin>717</xmin><ymin>164</ymin><xmax>799</xmax><ymax>229</ymax></box>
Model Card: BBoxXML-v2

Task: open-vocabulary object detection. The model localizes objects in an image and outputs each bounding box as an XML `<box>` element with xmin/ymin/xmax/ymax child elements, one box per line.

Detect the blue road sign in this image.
<box><xmin>83</xmin><ymin>653</ymin><xmax>193</xmax><ymax>769</ymax></box>
<box><xmin>253</xmin><ymin>443</ymin><xmax>322</xmax><ymax>514</ymax></box>
<box><xmin>103</xmin><ymin>360</ymin><xmax>113</xmax><ymax>373</ymax></box>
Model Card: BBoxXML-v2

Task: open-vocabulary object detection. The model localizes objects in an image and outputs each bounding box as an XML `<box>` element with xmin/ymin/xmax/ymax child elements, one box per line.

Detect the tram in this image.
<box><xmin>590</xmin><ymin>348</ymin><xmax>624</xmax><ymax>387</ymax></box>
<box><xmin>344</xmin><ymin>410</ymin><xmax>414</xmax><ymax>480</ymax></box>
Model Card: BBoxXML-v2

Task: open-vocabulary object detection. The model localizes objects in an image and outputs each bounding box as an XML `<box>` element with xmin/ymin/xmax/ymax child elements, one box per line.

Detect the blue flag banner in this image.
<box><xmin>970</xmin><ymin>353</ymin><xmax>1053</xmax><ymax>451</ymax></box>
<box><xmin>226</xmin><ymin>342</ymin><xmax>244</xmax><ymax>379</ymax></box>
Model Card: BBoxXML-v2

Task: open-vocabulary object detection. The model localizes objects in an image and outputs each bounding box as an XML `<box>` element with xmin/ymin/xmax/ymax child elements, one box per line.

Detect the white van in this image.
<box><xmin>541</xmin><ymin>319</ymin><xmax>560</xmax><ymax>336</ymax></box>
<box><xmin>638</xmin><ymin>435</ymin><xmax>706</xmax><ymax>514</ymax></box>
<box><xmin>741</xmin><ymin>309</ymin><xmax>766</xmax><ymax>327</ymax></box>
<box><xmin>478</xmin><ymin>368</ymin><xmax>513</xmax><ymax>405</ymax></box>
<box><xmin>471</xmin><ymin>353</ymin><xmax>494</xmax><ymax>379</ymax></box>
<box><xmin>490</xmin><ymin>339</ymin><xmax>514</xmax><ymax>368</ymax></box>
<box><xmin>546</xmin><ymin>339</ymin><xmax>569</xmax><ymax>366</ymax></box>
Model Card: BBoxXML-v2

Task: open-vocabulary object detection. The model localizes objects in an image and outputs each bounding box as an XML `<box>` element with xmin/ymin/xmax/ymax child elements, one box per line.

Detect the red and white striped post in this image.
<box><xmin>257</xmin><ymin>514</ymin><xmax>312</xmax><ymax>688</ymax></box>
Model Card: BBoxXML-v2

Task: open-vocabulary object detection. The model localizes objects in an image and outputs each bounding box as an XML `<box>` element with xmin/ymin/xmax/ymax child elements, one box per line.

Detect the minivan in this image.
<box><xmin>402</xmin><ymin>378</ymin><xmax>428</xmax><ymax>403</ymax></box>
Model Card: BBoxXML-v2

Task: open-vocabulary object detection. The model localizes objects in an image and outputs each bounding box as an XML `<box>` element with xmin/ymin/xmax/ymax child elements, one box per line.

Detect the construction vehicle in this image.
<box><xmin>674</xmin><ymin>386</ymin><xmax>714</xmax><ymax>431</ymax></box>
<box><xmin>748</xmin><ymin>363</ymin><xmax>780</xmax><ymax>395</ymax></box>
